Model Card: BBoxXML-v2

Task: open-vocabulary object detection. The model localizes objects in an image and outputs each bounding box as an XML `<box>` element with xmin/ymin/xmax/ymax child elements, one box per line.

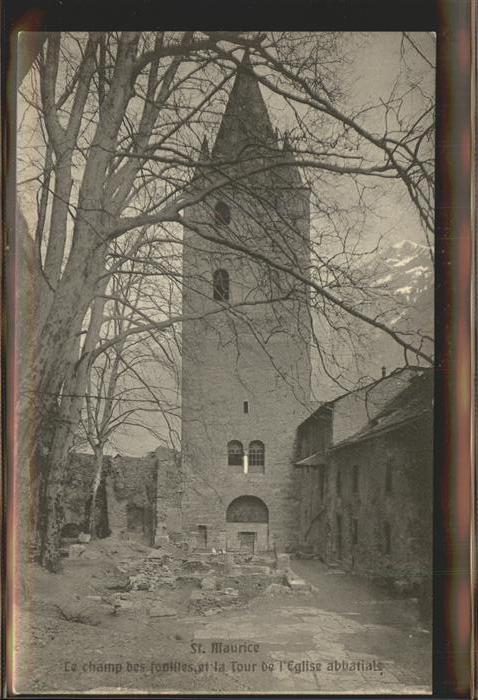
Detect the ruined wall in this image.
<box><xmin>109</xmin><ymin>454</ymin><xmax>158</xmax><ymax>544</ymax></box>
<box><xmin>154</xmin><ymin>447</ymin><xmax>183</xmax><ymax>543</ymax></box>
<box><xmin>64</xmin><ymin>452</ymin><xmax>159</xmax><ymax>543</ymax></box>
<box><xmin>63</xmin><ymin>453</ymin><xmax>109</xmax><ymax>535</ymax></box>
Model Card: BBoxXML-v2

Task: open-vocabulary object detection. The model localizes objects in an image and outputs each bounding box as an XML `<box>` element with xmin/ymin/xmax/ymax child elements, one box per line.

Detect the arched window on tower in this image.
<box><xmin>248</xmin><ymin>441</ymin><xmax>265</xmax><ymax>473</ymax></box>
<box><xmin>213</xmin><ymin>269</ymin><xmax>230</xmax><ymax>301</ymax></box>
<box><xmin>228</xmin><ymin>440</ymin><xmax>244</xmax><ymax>466</ymax></box>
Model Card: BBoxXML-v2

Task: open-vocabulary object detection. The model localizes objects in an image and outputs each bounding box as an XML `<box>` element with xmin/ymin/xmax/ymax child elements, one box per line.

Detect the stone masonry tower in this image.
<box><xmin>180</xmin><ymin>53</ymin><xmax>311</xmax><ymax>553</ymax></box>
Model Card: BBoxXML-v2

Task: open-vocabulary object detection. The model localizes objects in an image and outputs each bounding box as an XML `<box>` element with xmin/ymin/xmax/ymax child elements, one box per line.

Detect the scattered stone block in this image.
<box><xmin>229</xmin><ymin>565</ymin><xmax>243</xmax><ymax>576</ymax></box>
<box><xmin>176</xmin><ymin>573</ymin><xmax>202</xmax><ymax>586</ymax></box>
<box><xmin>263</xmin><ymin>583</ymin><xmax>291</xmax><ymax>596</ymax></box>
<box><xmin>154</xmin><ymin>535</ymin><xmax>170</xmax><ymax>546</ymax></box>
<box><xmin>105</xmin><ymin>574</ymin><xmax>131</xmax><ymax>591</ymax></box>
<box><xmin>68</xmin><ymin>544</ymin><xmax>86</xmax><ymax>559</ymax></box>
<box><xmin>200</xmin><ymin>575</ymin><xmax>216</xmax><ymax>591</ymax></box>
<box><xmin>182</xmin><ymin>559</ymin><xmax>211</xmax><ymax>572</ymax></box>
<box><xmin>61</xmin><ymin>537</ymin><xmax>79</xmax><ymax>545</ymax></box>
<box><xmin>223</xmin><ymin>587</ymin><xmax>239</xmax><ymax>597</ymax></box>
<box><xmin>276</xmin><ymin>553</ymin><xmax>291</xmax><ymax>570</ymax></box>
<box><xmin>285</xmin><ymin>571</ymin><xmax>310</xmax><ymax>592</ymax></box>
<box><xmin>224</xmin><ymin>552</ymin><xmax>235</xmax><ymax>573</ymax></box>
<box><xmin>77</xmin><ymin>532</ymin><xmax>91</xmax><ymax>543</ymax></box>
<box><xmin>56</xmin><ymin>601</ymin><xmax>101</xmax><ymax>626</ymax></box>
<box><xmin>149</xmin><ymin>603</ymin><xmax>177</xmax><ymax>617</ymax></box>
<box><xmin>155</xmin><ymin>576</ymin><xmax>177</xmax><ymax>588</ymax></box>
<box><xmin>147</xmin><ymin>550</ymin><xmax>168</xmax><ymax>560</ymax></box>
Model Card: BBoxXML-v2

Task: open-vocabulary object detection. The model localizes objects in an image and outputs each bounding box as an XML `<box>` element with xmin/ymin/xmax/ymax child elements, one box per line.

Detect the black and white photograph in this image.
<box><xmin>10</xmin><ymin>29</ymin><xmax>437</xmax><ymax>695</ymax></box>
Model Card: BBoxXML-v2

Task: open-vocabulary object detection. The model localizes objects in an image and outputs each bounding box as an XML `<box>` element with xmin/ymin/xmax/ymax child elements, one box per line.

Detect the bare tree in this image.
<box><xmin>15</xmin><ymin>31</ymin><xmax>434</xmax><ymax>568</ymax></box>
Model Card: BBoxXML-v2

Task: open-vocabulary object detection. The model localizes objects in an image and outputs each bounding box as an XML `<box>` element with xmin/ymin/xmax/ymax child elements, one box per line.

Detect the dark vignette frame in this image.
<box><xmin>1</xmin><ymin>0</ymin><xmax>474</xmax><ymax>698</ymax></box>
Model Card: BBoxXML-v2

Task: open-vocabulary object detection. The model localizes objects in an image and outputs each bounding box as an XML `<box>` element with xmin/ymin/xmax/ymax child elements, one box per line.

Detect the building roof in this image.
<box><xmin>295</xmin><ymin>450</ymin><xmax>327</xmax><ymax>467</ymax></box>
<box><xmin>331</xmin><ymin>369</ymin><xmax>433</xmax><ymax>450</ymax></box>
<box><xmin>297</xmin><ymin>365</ymin><xmax>427</xmax><ymax>430</ymax></box>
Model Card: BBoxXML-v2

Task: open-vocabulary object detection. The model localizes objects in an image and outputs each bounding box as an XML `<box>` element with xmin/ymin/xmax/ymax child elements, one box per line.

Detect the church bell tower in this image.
<box><xmin>180</xmin><ymin>52</ymin><xmax>311</xmax><ymax>553</ymax></box>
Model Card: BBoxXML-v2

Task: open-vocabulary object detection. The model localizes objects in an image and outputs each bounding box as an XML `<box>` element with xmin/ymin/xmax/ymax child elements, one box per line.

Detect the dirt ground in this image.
<box><xmin>10</xmin><ymin>536</ymin><xmax>432</xmax><ymax>695</ymax></box>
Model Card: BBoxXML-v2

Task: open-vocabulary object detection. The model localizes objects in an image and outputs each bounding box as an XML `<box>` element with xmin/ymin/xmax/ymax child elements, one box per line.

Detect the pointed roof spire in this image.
<box><xmin>200</xmin><ymin>135</ymin><xmax>210</xmax><ymax>159</ymax></box>
<box><xmin>282</xmin><ymin>130</ymin><xmax>292</xmax><ymax>152</ymax></box>
<box><xmin>211</xmin><ymin>51</ymin><xmax>276</xmax><ymax>159</ymax></box>
<box><xmin>241</xmin><ymin>47</ymin><xmax>252</xmax><ymax>68</ymax></box>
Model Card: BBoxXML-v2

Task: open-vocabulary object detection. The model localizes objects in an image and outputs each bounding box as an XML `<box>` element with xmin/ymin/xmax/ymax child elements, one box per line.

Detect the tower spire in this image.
<box><xmin>211</xmin><ymin>51</ymin><xmax>277</xmax><ymax>159</ymax></box>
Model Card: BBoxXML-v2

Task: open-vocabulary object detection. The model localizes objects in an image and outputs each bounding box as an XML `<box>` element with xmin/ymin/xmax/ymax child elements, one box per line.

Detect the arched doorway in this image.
<box><xmin>226</xmin><ymin>496</ymin><xmax>269</xmax><ymax>553</ymax></box>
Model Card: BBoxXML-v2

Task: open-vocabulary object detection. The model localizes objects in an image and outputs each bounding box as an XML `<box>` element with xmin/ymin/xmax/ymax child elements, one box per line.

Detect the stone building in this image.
<box><xmin>179</xmin><ymin>52</ymin><xmax>312</xmax><ymax>554</ymax></box>
<box><xmin>294</xmin><ymin>367</ymin><xmax>433</xmax><ymax>588</ymax></box>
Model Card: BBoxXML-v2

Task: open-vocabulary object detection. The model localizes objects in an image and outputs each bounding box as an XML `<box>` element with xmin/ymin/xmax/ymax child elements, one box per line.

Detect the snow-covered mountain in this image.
<box><xmin>376</xmin><ymin>239</ymin><xmax>433</xmax><ymax>308</ymax></box>
<box><xmin>314</xmin><ymin>239</ymin><xmax>434</xmax><ymax>401</ymax></box>
<box><xmin>365</xmin><ymin>238</ymin><xmax>434</xmax><ymax>372</ymax></box>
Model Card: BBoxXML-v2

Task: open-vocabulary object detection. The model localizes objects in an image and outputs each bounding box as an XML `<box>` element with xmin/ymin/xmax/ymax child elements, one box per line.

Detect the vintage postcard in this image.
<box><xmin>3</xmin><ymin>5</ymin><xmax>474</xmax><ymax>697</ymax></box>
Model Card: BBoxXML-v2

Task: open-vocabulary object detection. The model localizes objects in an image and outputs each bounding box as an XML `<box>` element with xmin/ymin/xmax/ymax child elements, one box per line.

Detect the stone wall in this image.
<box><xmin>296</xmin><ymin>413</ymin><xmax>433</xmax><ymax>586</ymax></box>
<box><xmin>154</xmin><ymin>447</ymin><xmax>183</xmax><ymax>544</ymax></box>
<box><xmin>180</xmin><ymin>191</ymin><xmax>311</xmax><ymax>554</ymax></box>
<box><xmin>327</xmin><ymin>416</ymin><xmax>433</xmax><ymax>584</ymax></box>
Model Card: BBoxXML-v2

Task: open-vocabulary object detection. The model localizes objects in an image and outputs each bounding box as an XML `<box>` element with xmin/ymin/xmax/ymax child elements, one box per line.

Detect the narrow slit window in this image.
<box><xmin>383</xmin><ymin>521</ymin><xmax>391</xmax><ymax>554</ymax></box>
<box><xmin>243</xmin><ymin>401</ymin><xmax>249</xmax><ymax>414</ymax></box>
<box><xmin>352</xmin><ymin>518</ymin><xmax>358</xmax><ymax>545</ymax></box>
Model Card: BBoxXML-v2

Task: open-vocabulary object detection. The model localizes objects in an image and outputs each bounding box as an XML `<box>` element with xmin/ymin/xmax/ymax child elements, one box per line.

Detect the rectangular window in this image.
<box><xmin>336</xmin><ymin>514</ymin><xmax>342</xmax><ymax>558</ymax></box>
<box><xmin>385</xmin><ymin>459</ymin><xmax>393</xmax><ymax>495</ymax></box>
<box><xmin>352</xmin><ymin>518</ymin><xmax>358</xmax><ymax>545</ymax></box>
<box><xmin>352</xmin><ymin>465</ymin><xmax>359</xmax><ymax>494</ymax></box>
<box><xmin>197</xmin><ymin>525</ymin><xmax>208</xmax><ymax>550</ymax></box>
<box><xmin>243</xmin><ymin>401</ymin><xmax>249</xmax><ymax>414</ymax></box>
<box><xmin>383</xmin><ymin>521</ymin><xmax>391</xmax><ymax>554</ymax></box>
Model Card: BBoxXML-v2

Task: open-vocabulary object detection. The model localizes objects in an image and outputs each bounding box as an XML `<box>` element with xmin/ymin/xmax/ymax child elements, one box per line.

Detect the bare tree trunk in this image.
<box><xmin>36</xmin><ymin>293</ymin><xmax>107</xmax><ymax>568</ymax></box>
<box><xmin>88</xmin><ymin>445</ymin><xmax>104</xmax><ymax>538</ymax></box>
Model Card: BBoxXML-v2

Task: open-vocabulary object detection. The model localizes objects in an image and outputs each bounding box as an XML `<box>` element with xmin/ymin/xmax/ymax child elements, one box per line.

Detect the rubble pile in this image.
<box><xmin>129</xmin><ymin>552</ymin><xmax>181</xmax><ymax>591</ymax></box>
<box><xmin>188</xmin><ymin>588</ymin><xmax>244</xmax><ymax>616</ymax></box>
<box><xmin>58</xmin><ymin>532</ymin><xmax>311</xmax><ymax>623</ymax></box>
